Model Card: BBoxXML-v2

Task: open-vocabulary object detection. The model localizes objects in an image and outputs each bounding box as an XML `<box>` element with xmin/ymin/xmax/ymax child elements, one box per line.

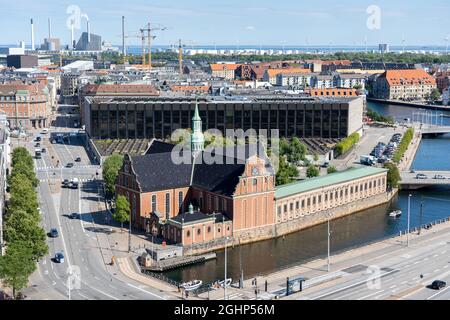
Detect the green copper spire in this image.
<box><xmin>190</xmin><ymin>100</ymin><xmax>204</xmax><ymax>153</ymax></box>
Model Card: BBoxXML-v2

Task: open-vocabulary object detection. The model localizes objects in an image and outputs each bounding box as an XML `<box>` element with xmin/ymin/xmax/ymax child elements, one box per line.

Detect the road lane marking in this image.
<box><xmin>357</xmin><ymin>290</ymin><xmax>384</xmax><ymax>300</ymax></box>
<box><xmin>78</xmin><ymin>292</ymin><xmax>90</xmax><ymax>300</ymax></box>
<box><xmin>426</xmin><ymin>286</ymin><xmax>450</xmax><ymax>300</ymax></box>
<box><xmin>311</xmin><ymin>269</ymin><xmax>398</xmax><ymax>300</ymax></box>
<box><xmin>126</xmin><ymin>283</ymin><xmax>167</xmax><ymax>300</ymax></box>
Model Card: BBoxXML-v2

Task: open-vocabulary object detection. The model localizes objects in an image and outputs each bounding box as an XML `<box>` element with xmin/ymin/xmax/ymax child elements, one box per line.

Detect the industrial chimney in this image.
<box><xmin>30</xmin><ymin>19</ymin><xmax>35</xmax><ymax>50</ymax></box>
<box><xmin>122</xmin><ymin>16</ymin><xmax>126</xmax><ymax>56</ymax></box>
<box><xmin>87</xmin><ymin>20</ymin><xmax>90</xmax><ymax>43</ymax></box>
<box><xmin>71</xmin><ymin>20</ymin><xmax>75</xmax><ymax>50</ymax></box>
<box><xmin>48</xmin><ymin>18</ymin><xmax>52</xmax><ymax>39</ymax></box>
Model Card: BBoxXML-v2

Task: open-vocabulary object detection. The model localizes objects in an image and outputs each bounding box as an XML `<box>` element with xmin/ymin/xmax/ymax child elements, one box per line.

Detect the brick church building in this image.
<box><xmin>115</xmin><ymin>103</ymin><xmax>276</xmax><ymax>246</ymax></box>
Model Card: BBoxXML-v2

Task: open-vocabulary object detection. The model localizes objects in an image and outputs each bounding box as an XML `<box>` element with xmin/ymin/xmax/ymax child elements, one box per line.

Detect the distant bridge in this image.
<box><xmin>419</xmin><ymin>124</ymin><xmax>450</xmax><ymax>135</ymax></box>
<box><xmin>400</xmin><ymin>170</ymin><xmax>450</xmax><ymax>189</ymax></box>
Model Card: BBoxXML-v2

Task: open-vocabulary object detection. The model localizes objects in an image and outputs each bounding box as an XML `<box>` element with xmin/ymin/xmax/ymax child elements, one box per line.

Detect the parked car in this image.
<box><xmin>434</xmin><ymin>174</ymin><xmax>446</xmax><ymax>180</ymax></box>
<box><xmin>70</xmin><ymin>212</ymin><xmax>78</xmax><ymax>219</ymax></box>
<box><xmin>66</xmin><ymin>163</ymin><xmax>74</xmax><ymax>168</ymax></box>
<box><xmin>35</xmin><ymin>136</ymin><xmax>41</xmax><ymax>142</ymax></box>
<box><xmin>416</xmin><ymin>173</ymin><xmax>428</xmax><ymax>179</ymax></box>
<box><xmin>75</xmin><ymin>157</ymin><xmax>81</xmax><ymax>162</ymax></box>
<box><xmin>62</xmin><ymin>179</ymin><xmax>70</xmax><ymax>188</ymax></box>
<box><xmin>431</xmin><ymin>280</ymin><xmax>446</xmax><ymax>290</ymax></box>
<box><xmin>49</xmin><ymin>228</ymin><xmax>59</xmax><ymax>238</ymax></box>
<box><xmin>54</xmin><ymin>252</ymin><xmax>65</xmax><ymax>264</ymax></box>
<box><xmin>41</xmin><ymin>148</ymin><xmax>46</xmax><ymax>153</ymax></box>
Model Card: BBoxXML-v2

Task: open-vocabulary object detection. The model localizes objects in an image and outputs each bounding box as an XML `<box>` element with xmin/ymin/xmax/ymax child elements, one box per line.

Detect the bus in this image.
<box><xmin>35</xmin><ymin>148</ymin><xmax>42</xmax><ymax>159</ymax></box>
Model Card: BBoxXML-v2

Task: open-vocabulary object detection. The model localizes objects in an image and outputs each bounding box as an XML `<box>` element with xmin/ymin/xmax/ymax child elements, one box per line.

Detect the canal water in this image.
<box><xmin>164</xmin><ymin>101</ymin><xmax>450</xmax><ymax>284</ymax></box>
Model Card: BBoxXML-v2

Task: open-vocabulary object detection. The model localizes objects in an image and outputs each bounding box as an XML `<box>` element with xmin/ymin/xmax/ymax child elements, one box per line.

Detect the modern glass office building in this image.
<box><xmin>83</xmin><ymin>96</ymin><xmax>363</xmax><ymax>140</ymax></box>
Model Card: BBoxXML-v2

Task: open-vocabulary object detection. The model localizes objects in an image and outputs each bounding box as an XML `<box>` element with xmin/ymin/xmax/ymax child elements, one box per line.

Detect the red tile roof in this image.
<box><xmin>383</xmin><ymin>69</ymin><xmax>436</xmax><ymax>86</ymax></box>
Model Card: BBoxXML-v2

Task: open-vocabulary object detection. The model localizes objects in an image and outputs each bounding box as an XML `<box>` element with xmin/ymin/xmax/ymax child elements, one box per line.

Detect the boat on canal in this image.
<box><xmin>180</xmin><ymin>280</ymin><xmax>203</xmax><ymax>291</ymax></box>
<box><xmin>389</xmin><ymin>210</ymin><xmax>402</xmax><ymax>218</ymax></box>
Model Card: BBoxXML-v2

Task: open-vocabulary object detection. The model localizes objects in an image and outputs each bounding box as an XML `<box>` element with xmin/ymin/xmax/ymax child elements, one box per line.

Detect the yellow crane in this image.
<box><xmin>141</xmin><ymin>22</ymin><xmax>167</xmax><ymax>70</ymax></box>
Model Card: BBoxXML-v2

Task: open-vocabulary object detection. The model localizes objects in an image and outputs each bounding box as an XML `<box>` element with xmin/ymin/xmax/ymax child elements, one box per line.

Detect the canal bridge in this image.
<box><xmin>400</xmin><ymin>170</ymin><xmax>450</xmax><ymax>189</ymax></box>
<box><xmin>419</xmin><ymin>124</ymin><xmax>450</xmax><ymax>135</ymax></box>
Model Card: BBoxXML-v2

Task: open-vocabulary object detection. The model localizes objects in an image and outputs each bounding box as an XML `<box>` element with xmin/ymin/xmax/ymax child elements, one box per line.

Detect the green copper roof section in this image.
<box><xmin>16</xmin><ymin>90</ymin><xmax>30</xmax><ymax>95</ymax></box>
<box><xmin>192</xmin><ymin>101</ymin><xmax>201</xmax><ymax>121</ymax></box>
<box><xmin>275</xmin><ymin>166</ymin><xmax>388</xmax><ymax>199</ymax></box>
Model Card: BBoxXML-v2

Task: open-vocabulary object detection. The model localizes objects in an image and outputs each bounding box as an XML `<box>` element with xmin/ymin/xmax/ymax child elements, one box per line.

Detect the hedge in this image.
<box><xmin>393</xmin><ymin>128</ymin><xmax>414</xmax><ymax>164</ymax></box>
<box><xmin>335</xmin><ymin>133</ymin><xmax>360</xmax><ymax>156</ymax></box>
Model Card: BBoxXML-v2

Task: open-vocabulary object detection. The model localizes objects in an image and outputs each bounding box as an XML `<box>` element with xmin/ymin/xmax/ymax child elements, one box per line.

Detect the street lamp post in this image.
<box><xmin>407</xmin><ymin>194</ymin><xmax>412</xmax><ymax>247</ymax></box>
<box><xmin>224</xmin><ymin>236</ymin><xmax>229</xmax><ymax>300</ymax></box>
<box><xmin>327</xmin><ymin>215</ymin><xmax>331</xmax><ymax>272</ymax></box>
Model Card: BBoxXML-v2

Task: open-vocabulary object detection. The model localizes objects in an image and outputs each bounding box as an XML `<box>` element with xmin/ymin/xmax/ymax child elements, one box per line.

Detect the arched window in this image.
<box><xmin>165</xmin><ymin>193</ymin><xmax>170</xmax><ymax>218</ymax></box>
<box><xmin>178</xmin><ymin>191</ymin><xmax>183</xmax><ymax>213</ymax></box>
<box><xmin>151</xmin><ymin>195</ymin><xmax>156</xmax><ymax>212</ymax></box>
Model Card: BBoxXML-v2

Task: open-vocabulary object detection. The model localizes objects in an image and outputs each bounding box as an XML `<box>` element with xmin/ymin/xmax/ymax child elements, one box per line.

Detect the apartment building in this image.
<box><xmin>209</xmin><ymin>63</ymin><xmax>240</xmax><ymax>80</ymax></box>
<box><xmin>373</xmin><ymin>69</ymin><xmax>437</xmax><ymax>100</ymax></box>
<box><xmin>0</xmin><ymin>82</ymin><xmax>50</xmax><ymax>129</ymax></box>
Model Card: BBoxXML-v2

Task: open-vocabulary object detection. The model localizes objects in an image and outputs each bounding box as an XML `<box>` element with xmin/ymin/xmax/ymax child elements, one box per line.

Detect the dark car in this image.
<box><xmin>62</xmin><ymin>179</ymin><xmax>70</xmax><ymax>188</ymax></box>
<box><xmin>431</xmin><ymin>280</ymin><xmax>446</xmax><ymax>290</ymax></box>
<box><xmin>66</xmin><ymin>163</ymin><xmax>74</xmax><ymax>168</ymax></box>
<box><xmin>41</xmin><ymin>148</ymin><xmax>46</xmax><ymax>153</ymax></box>
<box><xmin>35</xmin><ymin>142</ymin><xmax>41</xmax><ymax>148</ymax></box>
<box><xmin>49</xmin><ymin>228</ymin><xmax>59</xmax><ymax>238</ymax></box>
<box><xmin>70</xmin><ymin>212</ymin><xmax>78</xmax><ymax>219</ymax></box>
<box><xmin>35</xmin><ymin>136</ymin><xmax>41</xmax><ymax>142</ymax></box>
<box><xmin>75</xmin><ymin>157</ymin><xmax>81</xmax><ymax>162</ymax></box>
<box><xmin>54</xmin><ymin>252</ymin><xmax>65</xmax><ymax>264</ymax></box>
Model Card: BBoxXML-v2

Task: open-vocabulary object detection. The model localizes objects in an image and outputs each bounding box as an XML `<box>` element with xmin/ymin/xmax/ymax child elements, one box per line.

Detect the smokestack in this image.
<box><xmin>122</xmin><ymin>16</ymin><xmax>126</xmax><ymax>56</ymax></box>
<box><xmin>30</xmin><ymin>19</ymin><xmax>35</xmax><ymax>51</ymax></box>
<box><xmin>87</xmin><ymin>20</ymin><xmax>90</xmax><ymax>43</ymax></box>
<box><xmin>48</xmin><ymin>18</ymin><xmax>52</xmax><ymax>39</ymax></box>
<box><xmin>71</xmin><ymin>20</ymin><xmax>74</xmax><ymax>50</ymax></box>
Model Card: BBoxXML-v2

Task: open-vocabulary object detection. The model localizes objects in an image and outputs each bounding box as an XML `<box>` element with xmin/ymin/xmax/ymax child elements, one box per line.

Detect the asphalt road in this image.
<box><xmin>293</xmin><ymin>225</ymin><xmax>450</xmax><ymax>300</ymax></box>
<box><xmin>21</xmin><ymin>124</ymin><xmax>171</xmax><ymax>300</ymax></box>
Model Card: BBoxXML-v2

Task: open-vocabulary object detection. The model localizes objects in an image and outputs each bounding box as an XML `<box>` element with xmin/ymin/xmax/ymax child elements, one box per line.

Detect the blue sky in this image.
<box><xmin>0</xmin><ymin>0</ymin><xmax>449</xmax><ymax>46</ymax></box>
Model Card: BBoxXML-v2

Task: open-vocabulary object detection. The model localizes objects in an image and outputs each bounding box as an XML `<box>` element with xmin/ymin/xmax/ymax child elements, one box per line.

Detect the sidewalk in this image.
<box><xmin>85</xmin><ymin>184</ymin><xmax>181</xmax><ymax>298</ymax></box>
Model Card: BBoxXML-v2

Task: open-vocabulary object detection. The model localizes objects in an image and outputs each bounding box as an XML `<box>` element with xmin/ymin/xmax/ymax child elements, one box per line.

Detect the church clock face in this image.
<box><xmin>252</xmin><ymin>166</ymin><xmax>259</xmax><ymax>176</ymax></box>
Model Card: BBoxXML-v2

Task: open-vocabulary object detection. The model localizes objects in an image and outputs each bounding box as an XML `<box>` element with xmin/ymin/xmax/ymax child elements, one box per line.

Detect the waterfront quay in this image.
<box><xmin>196</xmin><ymin>217</ymin><xmax>450</xmax><ymax>300</ymax></box>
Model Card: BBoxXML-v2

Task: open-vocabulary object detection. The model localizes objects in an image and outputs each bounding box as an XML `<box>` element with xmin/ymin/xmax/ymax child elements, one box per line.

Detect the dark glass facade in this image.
<box><xmin>87</xmin><ymin>98</ymin><xmax>357</xmax><ymax>140</ymax></box>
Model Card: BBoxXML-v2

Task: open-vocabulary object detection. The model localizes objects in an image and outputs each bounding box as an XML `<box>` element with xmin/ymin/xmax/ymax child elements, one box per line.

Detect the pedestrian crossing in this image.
<box><xmin>36</xmin><ymin>165</ymin><xmax>98</xmax><ymax>171</ymax></box>
<box><xmin>38</xmin><ymin>178</ymin><xmax>91</xmax><ymax>183</ymax></box>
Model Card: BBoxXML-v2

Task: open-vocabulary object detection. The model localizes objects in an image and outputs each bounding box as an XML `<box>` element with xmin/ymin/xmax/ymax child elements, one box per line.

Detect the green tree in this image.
<box><xmin>11</xmin><ymin>147</ymin><xmax>34</xmax><ymax>168</ymax></box>
<box><xmin>279</xmin><ymin>138</ymin><xmax>290</xmax><ymax>156</ymax></box>
<box><xmin>287</xmin><ymin>137</ymin><xmax>307</xmax><ymax>164</ymax></box>
<box><xmin>4</xmin><ymin>208</ymin><xmax>48</xmax><ymax>261</ymax></box>
<box><xmin>306</xmin><ymin>165</ymin><xmax>320</xmax><ymax>178</ymax></box>
<box><xmin>114</xmin><ymin>195</ymin><xmax>130</xmax><ymax>230</ymax></box>
<box><xmin>0</xmin><ymin>241</ymin><xmax>36</xmax><ymax>299</ymax></box>
<box><xmin>384</xmin><ymin>162</ymin><xmax>401</xmax><ymax>189</ymax></box>
<box><xmin>275</xmin><ymin>156</ymin><xmax>299</xmax><ymax>186</ymax></box>
<box><xmin>102</xmin><ymin>154</ymin><xmax>124</xmax><ymax>197</ymax></box>
<box><xmin>327</xmin><ymin>166</ymin><xmax>337</xmax><ymax>174</ymax></box>
<box><xmin>8</xmin><ymin>176</ymin><xmax>40</xmax><ymax>220</ymax></box>
<box><xmin>335</xmin><ymin>133</ymin><xmax>360</xmax><ymax>156</ymax></box>
<box><xmin>430</xmin><ymin>89</ymin><xmax>441</xmax><ymax>101</ymax></box>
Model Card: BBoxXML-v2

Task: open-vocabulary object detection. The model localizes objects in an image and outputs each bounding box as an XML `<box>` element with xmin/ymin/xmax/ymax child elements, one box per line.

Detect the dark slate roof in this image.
<box><xmin>170</xmin><ymin>211</ymin><xmax>230</xmax><ymax>225</ymax></box>
<box><xmin>131</xmin><ymin>152</ymin><xmax>192</xmax><ymax>192</ymax></box>
<box><xmin>130</xmin><ymin>143</ymin><xmax>274</xmax><ymax>196</ymax></box>
<box><xmin>170</xmin><ymin>211</ymin><xmax>215</xmax><ymax>224</ymax></box>
<box><xmin>192</xmin><ymin>153</ymin><xmax>245</xmax><ymax>197</ymax></box>
<box><xmin>144</xmin><ymin>139</ymin><xmax>176</xmax><ymax>155</ymax></box>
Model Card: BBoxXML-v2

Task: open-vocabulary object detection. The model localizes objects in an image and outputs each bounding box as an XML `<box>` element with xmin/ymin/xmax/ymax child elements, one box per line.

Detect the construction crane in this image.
<box><xmin>178</xmin><ymin>39</ymin><xmax>186</xmax><ymax>75</ymax></box>
<box><xmin>141</xmin><ymin>22</ymin><xmax>167</xmax><ymax>70</ymax></box>
<box><xmin>172</xmin><ymin>39</ymin><xmax>196</xmax><ymax>75</ymax></box>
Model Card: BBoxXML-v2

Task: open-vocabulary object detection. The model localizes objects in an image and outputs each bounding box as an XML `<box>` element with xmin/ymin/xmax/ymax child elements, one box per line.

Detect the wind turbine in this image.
<box><xmin>401</xmin><ymin>34</ymin><xmax>406</xmax><ymax>53</ymax></box>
